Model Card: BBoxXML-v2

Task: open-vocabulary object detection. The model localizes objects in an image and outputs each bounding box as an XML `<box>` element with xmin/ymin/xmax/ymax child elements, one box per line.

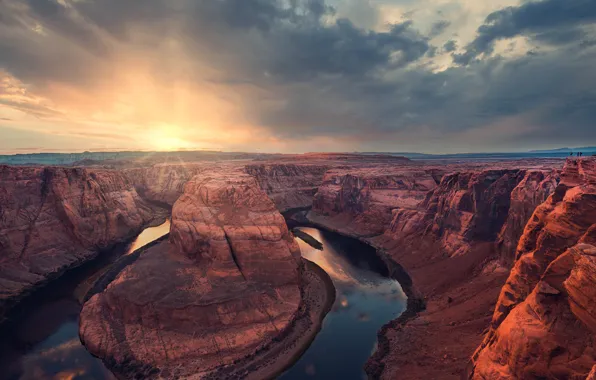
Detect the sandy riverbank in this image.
<box><xmin>201</xmin><ymin>258</ymin><xmax>336</xmax><ymax>380</ymax></box>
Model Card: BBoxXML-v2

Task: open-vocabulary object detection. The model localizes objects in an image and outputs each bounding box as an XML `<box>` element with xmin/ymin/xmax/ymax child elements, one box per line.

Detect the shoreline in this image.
<box><xmin>303</xmin><ymin>210</ymin><xmax>509</xmax><ymax>380</ymax></box>
<box><xmin>290</xmin><ymin>210</ymin><xmax>427</xmax><ymax>379</ymax></box>
<box><xmin>75</xmin><ymin>233</ymin><xmax>170</xmax><ymax>304</ymax></box>
<box><xmin>203</xmin><ymin>258</ymin><xmax>336</xmax><ymax>380</ymax></box>
<box><xmin>0</xmin><ymin>212</ymin><xmax>168</xmax><ymax>323</ymax></box>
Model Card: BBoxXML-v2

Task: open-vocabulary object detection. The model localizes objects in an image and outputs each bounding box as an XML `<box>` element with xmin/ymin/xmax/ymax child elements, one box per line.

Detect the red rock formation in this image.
<box><xmin>0</xmin><ymin>166</ymin><xmax>156</xmax><ymax>317</ymax></box>
<box><xmin>311</xmin><ymin>167</ymin><xmax>442</xmax><ymax>237</ymax></box>
<box><xmin>80</xmin><ymin>173</ymin><xmax>302</xmax><ymax>378</ymax></box>
<box><xmin>471</xmin><ymin>158</ymin><xmax>596</xmax><ymax>379</ymax></box>
<box><xmin>305</xmin><ymin>160</ymin><xmax>570</xmax><ymax>379</ymax></box>
<box><xmin>244</xmin><ymin>164</ymin><xmax>329</xmax><ymax>212</ymax></box>
<box><xmin>170</xmin><ymin>173</ymin><xmax>302</xmax><ymax>284</ymax></box>
<box><xmin>421</xmin><ymin>169</ymin><xmax>530</xmax><ymax>257</ymax></box>
<box><xmin>472</xmin><ymin>243</ymin><xmax>596</xmax><ymax>379</ymax></box>
<box><xmin>495</xmin><ymin>170</ymin><xmax>560</xmax><ymax>267</ymax></box>
<box><xmin>124</xmin><ymin>164</ymin><xmax>205</xmax><ymax>206</ymax></box>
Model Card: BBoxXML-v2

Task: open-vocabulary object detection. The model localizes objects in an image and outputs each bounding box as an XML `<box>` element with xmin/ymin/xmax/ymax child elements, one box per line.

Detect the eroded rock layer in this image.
<box><xmin>471</xmin><ymin>158</ymin><xmax>596</xmax><ymax>379</ymax></box>
<box><xmin>124</xmin><ymin>164</ymin><xmax>205</xmax><ymax>206</ymax></box>
<box><xmin>0</xmin><ymin>166</ymin><xmax>155</xmax><ymax>316</ymax></box>
<box><xmin>311</xmin><ymin>167</ymin><xmax>442</xmax><ymax>237</ymax></box>
<box><xmin>473</xmin><ymin>243</ymin><xmax>596</xmax><ymax>379</ymax></box>
<box><xmin>495</xmin><ymin>169</ymin><xmax>560</xmax><ymax>267</ymax></box>
<box><xmin>79</xmin><ymin>173</ymin><xmax>302</xmax><ymax>378</ymax></box>
<box><xmin>245</xmin><ymin>164</ymin><xmax>329</xmax><ymax>212</ymax></box>
<box><xmin>306</xmin><ymin>160</ymin><xmax>571</xmax><ymax>379</ymax></box>
<box><xmin>420</xmin><ymin>169</ymin><xmax>529</xmax><ymax>257</ymax></box>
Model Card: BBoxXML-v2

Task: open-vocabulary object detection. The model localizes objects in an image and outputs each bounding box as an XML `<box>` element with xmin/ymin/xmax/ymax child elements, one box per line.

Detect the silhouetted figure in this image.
<box><xmin>570</xmin><ymin>152</ymin><xmax>574</xmax><ymax>156</ymax></box>
<box><xmin>580</xmin><ymin>152</ymin><xmax>583</xmax><ymax>157</ymax></box>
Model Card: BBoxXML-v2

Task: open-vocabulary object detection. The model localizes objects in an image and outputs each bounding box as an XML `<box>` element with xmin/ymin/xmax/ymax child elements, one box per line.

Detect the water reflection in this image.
<box><xmin>281</xmin><ymin>227</ymin><xmax>407</xmax><ymax>380</ymax></box>
<box><xmin>0</xmin><ymin>219</ymin><xmax>170</xmax><ymax>380</ymax></box>
<box><xmin>126</xmin><ymin>219</ymin><xmax>171</xmax><ymax>254</ymax></box>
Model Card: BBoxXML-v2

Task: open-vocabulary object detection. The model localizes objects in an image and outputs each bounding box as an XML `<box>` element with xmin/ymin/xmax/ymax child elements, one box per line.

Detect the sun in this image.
<box><xmin>148</xmin><ymin>124</ymin><xmax>192</xmax><ymax>151</ymax></box>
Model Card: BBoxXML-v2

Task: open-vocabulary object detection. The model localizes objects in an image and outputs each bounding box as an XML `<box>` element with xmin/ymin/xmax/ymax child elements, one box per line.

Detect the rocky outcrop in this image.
<box><xmin>0</xmin><ymin>166</ymin><xmax>156</xmax><ymax>317</ymax></box>
<box><xmin>420</xmin><ymin>170</ymin><xmax>530</xmax><ymax>257</ymax></box>
<box><xmin>472</xmin><ymin>242</ymin><xmax>596</xmax><ymax>379</ymax></box>
<box><xmin>471</xmin><ymin>158</ymin><xmax>596</xmax><ymax>379</ymax></box>
<box><xmin>306</xmin><ymin>162</ymin><xmax>572</xmax><ymax>379</ymax></box>
<box><xmin>310</xmin><ymin>167</ymin><xmax>442</xmax><ymax>237</ymax></box>
<box><xmin>124</xmin><ymin>164</ymin><xmax>205</xmax><ymax>206</ymax></box>
<box><xmin>169</xmin><ymin>173</ymin><xmax>302</xmax><ymax>284</ymax></box>
<box><xmin>495</xmin><ymin>170</ymin><xmax>560</xmax><ymax>267</ymax></box>
<box><xmin>244</xmin><ymin>164</ymin><xmax>329</xmax><ymax>212</ymax></box>
<box><xmin>79</xmin><ymin>173</ymin><xmax>303</xmax><ymax>378</ymax></box>
<box><xmin>380</xmin><ymin>169</ymin><xmax>559</xmax><ymax>259</ymax></box>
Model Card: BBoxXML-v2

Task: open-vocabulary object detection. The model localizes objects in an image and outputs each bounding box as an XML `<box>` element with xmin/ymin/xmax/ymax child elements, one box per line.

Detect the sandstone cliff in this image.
<box><xmin>420</xmin><ymin>169</ymin><xmax>531</xmax><ymax>257</ymax></box>
<box><xmin>473</xmin><ymin>242</ymin><xmax>596</xmax><ymax>379</ymax></box>
<box><xmin>310</xmin><ymin>167</ymin><xmax>442</xmax><ymax>237</ymax></box>
<box><xmin>305</xmin><ymin>161</ymin><xmax>569</xmax><ymax>379</ymax></box>
<box><xmin>244</xmin><ymin>164</ymin><xmax>329</xmax><ymax>212</ymax></box>
<box><xmin>80</xmin><ymin>173</ymin><xmax>303</xmax><ymax>378</ymax></box>
<box><xmin>495</xmin><ymin>170</ymin><xmax>560</xmax><ymax>267</ymax></box>
<box><xmin>124</xmin><ymin>164</ymin><xmax>205</xmax><ymax>206</ymax></box>
<box><xmin>0</xmin><ymin>166</ymin><xmax>156</xmax><ymax>317</ymax></box>
<box><xmin>471</xmin><ymin>158</ymin><xmax>596</xmax><ymax>379</ymax></box>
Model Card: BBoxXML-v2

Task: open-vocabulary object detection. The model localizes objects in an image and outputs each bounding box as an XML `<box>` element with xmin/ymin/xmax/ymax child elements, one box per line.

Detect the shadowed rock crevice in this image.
<box><xmin>223</xmin><ymin>229</ymin><xmax>247</xmax><ymax>281</ymax></box>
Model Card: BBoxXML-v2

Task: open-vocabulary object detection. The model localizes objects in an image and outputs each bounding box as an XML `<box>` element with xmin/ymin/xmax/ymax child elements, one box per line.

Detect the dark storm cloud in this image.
<box><xmin>1</xmin><ymin>0</ymin><xmax>596</xmax><ymax>150</ymax></box>
<box><xmin>443</xmin><ymin>40</ymin><xmax>457</xmax><ymax>52</ymax></box>
<box><xmin>265</xmin><ymin>19</ymin><xmax>430</xmax><ymax>80</ymax></box>
<box><xmin>429</xmin><ymin>20</ymin><xmax>450</xmax><ymax>37</ymax></box>
<box><xmin>456</xmin><ymin>0</ymin><xmax>596</xmax><ymax>64</ymax></box>
<box><xmin>25</xmin><ymin>0</ymin><xmax>109</xmax><ymax>55</ymax></box>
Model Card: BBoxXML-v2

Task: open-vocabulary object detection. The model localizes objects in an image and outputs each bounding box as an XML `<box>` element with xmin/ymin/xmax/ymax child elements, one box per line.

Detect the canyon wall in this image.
<box><xmin>124</xmin><ymin>164</ymin><xmax>205</xmax><ymax>206</ymax></box>
<box><xmin>244</xmin><ymin>163</ymin><xmax>329</xmax><ymax>212</ymax></box>
<box><xmin>0</xmin><ymin>166</ymin><xmax>156</xmax><ymax>317</ymax></box>
<box><xmin>310</xmin><ymin>167</ymin><xmax>442</xmax><ymax>237</ymax></box>
<box><xmin>80</xmin><ymin>173</ymin><xmax>303</xmax><ymax>378</ymax></box>
<box><xmin>471</xmin><ymin>158</ymin><xmax>596</xmax><ymax>379</ymax></box>
<box><xmin>306</xmin><ymin>161</ymin><xmax>568</xmax><ymax>379</ymax></box>
<box><xmin>495</xmin><ymin>170</ymin><xmax>560</xmax><ymax>266</ymax></box>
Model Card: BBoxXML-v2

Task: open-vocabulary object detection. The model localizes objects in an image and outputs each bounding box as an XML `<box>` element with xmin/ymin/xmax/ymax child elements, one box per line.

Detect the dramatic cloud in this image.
<box><xmin>0</xmin><ymin>0</ymin><xmax>595</xmax><ymax>153</ymax></box>
<box><xmin>455</xmin><ymin>0</ymin><xmax>596</xmax><ymax>64</ymax></box>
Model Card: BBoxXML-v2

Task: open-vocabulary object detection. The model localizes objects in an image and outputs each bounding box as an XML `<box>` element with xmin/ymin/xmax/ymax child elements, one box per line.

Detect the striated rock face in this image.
<box><xmin>124</xmin><ymin>164</ymin><xmax>205</xmax><ymax>206</ymax></box>
<box><xmin>244</xmin><ymin>164</ymin><xmax>329</xmax><ymax>212</ymax></box>
<box><xmin>80</xmin><ymin>173</ymin><xmax>302</xmax><ymax>378</ymax></box>
<box><xmin>305</xmin><ymin>161</ymin><xmax>571</xmax><ymax>379</ymax></box>
<box><xmin>421</xmin><ymin>170</ymin><xmax>532</xmax><ymax>257</ymax></box>
<box><xmin>0</xmin><ymin>166</ymin><xmax>155</xmax><ymax>316</ymax></box>
<box><xmin>472</xmin><ymin>158</ymin><xmax>596</xmax><ymax>379</ymax></box>
<box><xmin>170</xmin><ymin>173</ymin><xmax>302</xmax><ymax>284</ymax></box>
<box><xmin>495</xmin><ymin>170</ymin><xmax>560</xmax><ymax>267</ymax></box>
<box><xmin>472</xmin><ymin>243</ymin><xmax>596</xmax><ymax>379</ymax></box>
<box><xmin>311</xmin><ymin>168</ymin><xmax>442</xmax><ymax>237</ymax></box>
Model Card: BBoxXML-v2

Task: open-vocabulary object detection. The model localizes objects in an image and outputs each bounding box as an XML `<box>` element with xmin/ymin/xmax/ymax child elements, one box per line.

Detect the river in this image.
<box><xmin>0</xmin><ymin>219</ymin><xmax>171</xmax><ymax>380</ymax></box>
<box><xmin>281</xmin><ymin>227</ymin><xmax>407</xmax><ymax>379</ymax></box>
<box><xmin>0</xmin><ymin>222</ymin><xmax>406</xmax><ymax>380</ymax></box>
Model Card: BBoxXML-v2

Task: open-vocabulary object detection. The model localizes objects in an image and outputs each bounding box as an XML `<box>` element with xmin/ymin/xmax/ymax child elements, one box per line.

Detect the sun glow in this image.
<box><xmin>148</xmin><ymin>124</ymin><xmax>193</xmax><ymax>151</ymax></box>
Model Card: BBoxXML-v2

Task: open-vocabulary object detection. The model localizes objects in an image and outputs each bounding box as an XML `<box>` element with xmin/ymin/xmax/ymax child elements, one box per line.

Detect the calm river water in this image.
<box><xmin>281</xmin><ymin>227</ymin><xmax>407</xmax><ymax>380</ymax></box>
<box><xmin>0</xmin><ymin>223</ymin><xmax>406</xmax><ymax>380</ymax></box>
<box><xmin>0</xmin><ymin>219</ymin><xmax>171</xmax><ymax>380</ymax></box>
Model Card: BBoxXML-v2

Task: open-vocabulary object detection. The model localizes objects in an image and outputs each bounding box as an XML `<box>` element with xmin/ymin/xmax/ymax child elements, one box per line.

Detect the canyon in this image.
<box><xmin>1</xmin><ymin>154</ymin><xmax>595</xmax><ymax>379</ymax></box>
<box><xmin>0</xmin><ymin>166</ymin><xmax>164</xmax><ymax>320</ymax></box>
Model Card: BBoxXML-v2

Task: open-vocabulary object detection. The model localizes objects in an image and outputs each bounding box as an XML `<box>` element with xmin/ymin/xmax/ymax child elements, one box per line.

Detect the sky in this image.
<box><xmin>1</xmin><ymin>0</ymin><xmax>596</xmax><ymax>154</ymax></box>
